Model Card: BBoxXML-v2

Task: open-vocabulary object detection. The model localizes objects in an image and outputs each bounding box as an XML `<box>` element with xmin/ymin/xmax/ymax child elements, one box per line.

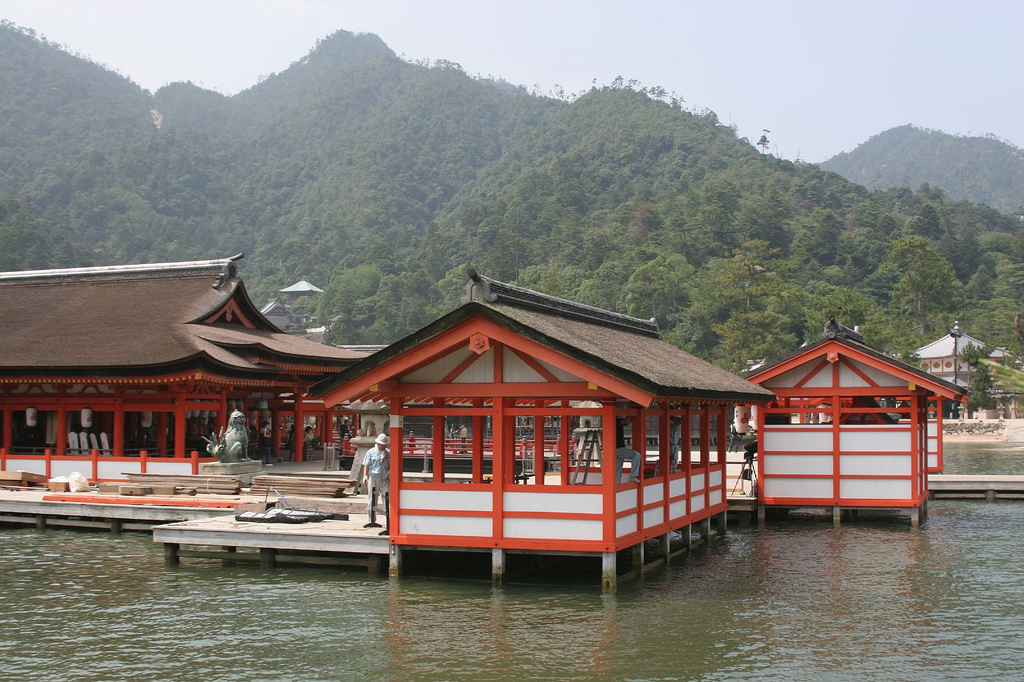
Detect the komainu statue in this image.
<box><xmin>203</xmin><ymin>409</ymin><xmax>251</xmax><ymax>463</ymax></box>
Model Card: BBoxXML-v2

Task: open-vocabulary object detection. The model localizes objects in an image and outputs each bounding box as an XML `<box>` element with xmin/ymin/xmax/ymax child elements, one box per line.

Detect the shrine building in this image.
<box><xmin>0</xmin><ymin>255</ymin><xmax>366</xmax><ymax>481</ymax></box>
<box><xmin>745</xmin><ymin>318</ymin><xmax>966</xmax><ymax>526</ymax></box>
<box><xmin>311</xmin><ymin>270</ymin><xmax>775</xmax><ymax>591</ymax></box>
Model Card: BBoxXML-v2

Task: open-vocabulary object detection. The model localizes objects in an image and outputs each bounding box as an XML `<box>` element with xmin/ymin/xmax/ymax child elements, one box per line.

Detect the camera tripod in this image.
<box><xmin>731</xmin><ymin>453</ymin><xmax>758</xmax><ymax>498</ymax></box>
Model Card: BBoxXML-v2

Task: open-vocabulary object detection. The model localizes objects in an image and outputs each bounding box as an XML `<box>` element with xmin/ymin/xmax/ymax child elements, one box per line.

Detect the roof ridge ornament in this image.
<box><xmin>0</xmin><ymin>253</ymin><xmax>245</xmax><ymax>287</ymax></box>
<box><xmin>823</xmin><ymin>316</ymin><xmax>864</xmax><ymax>343</ymax></box>
<box><xmin>461</xmin><ymin>268</ymin><xmax>660</xmax><ymax>337</ymax></box>
<box><xmin>461</xmin><ymin>268</ymin><xmax>498</xmax><ymax>303</ymax></box>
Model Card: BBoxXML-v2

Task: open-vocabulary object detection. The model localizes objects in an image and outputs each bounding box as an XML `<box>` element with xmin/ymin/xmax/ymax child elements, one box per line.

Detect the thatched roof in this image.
<box><xmin>313</xmin><ymin>270</ymin><xmax>774</xmax><ymax>405</ymax></box>
<box><xmin>0</xmin><ymin>255</ymin><xmax>364</xmax><ymax>379</ymax></box>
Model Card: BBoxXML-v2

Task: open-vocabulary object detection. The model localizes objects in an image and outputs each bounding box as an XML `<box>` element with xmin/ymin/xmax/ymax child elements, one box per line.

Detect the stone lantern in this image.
<box><xmin>344</xmin><ymin>400</ymin><xmax>391</xmax><ymax>494</ymax></box>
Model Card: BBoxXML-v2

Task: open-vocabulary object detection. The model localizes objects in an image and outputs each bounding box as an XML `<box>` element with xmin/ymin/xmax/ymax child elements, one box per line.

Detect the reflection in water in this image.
<box><xmin>2</xmin><ymin>443</ymin><xmax>1024</xmax><ymax>679</ymax></box>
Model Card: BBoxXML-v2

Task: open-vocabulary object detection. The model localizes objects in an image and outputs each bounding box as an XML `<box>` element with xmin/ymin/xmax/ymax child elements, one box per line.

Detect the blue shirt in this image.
<box><xmin>363</xmin><ymin>446</ymin><xmax>390</xmax><ymax>481</ymax></box>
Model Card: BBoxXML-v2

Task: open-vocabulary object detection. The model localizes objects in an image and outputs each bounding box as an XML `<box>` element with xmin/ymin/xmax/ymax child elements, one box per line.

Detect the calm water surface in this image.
<box><xmin>1</xmin><ymin>442</ymin><xmax>1023</xmax><ymax>681</ymax></box>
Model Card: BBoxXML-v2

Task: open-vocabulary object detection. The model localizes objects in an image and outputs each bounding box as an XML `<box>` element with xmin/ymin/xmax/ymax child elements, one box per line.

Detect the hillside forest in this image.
<box><xmin>2</xmin><ymin>21</ymin><xmax>1024</xmax><ymax>374</ymax></box>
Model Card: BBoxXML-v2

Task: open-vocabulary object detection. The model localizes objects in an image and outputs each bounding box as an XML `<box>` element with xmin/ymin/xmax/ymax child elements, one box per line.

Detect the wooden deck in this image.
<box><xmin>929</xmin><ymin>475</ymin><xmax>1024</xmax><ymax>499</ymax></box>
<box><xmin>0</xmin><ymin>488</ymin><xmax>244</xmax><ymax>531</ymax></box>
<box><xmin>154</xmin><ymin>513</ymin><xmax>391</xmax><ymax>570</ymax></box>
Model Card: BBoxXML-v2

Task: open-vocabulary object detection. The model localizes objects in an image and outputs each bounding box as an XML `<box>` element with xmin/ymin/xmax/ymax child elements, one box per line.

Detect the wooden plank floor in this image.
<box><xmin>154</xmin><ymin>513</ymin><xmax>389</xmax><ymax>552</ymax></box>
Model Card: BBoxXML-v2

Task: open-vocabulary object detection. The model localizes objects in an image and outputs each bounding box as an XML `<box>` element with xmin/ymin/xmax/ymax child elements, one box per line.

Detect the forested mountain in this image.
<box><xmin>2</xmin><ymin>20</ymin><xmax>1023</xmax><ymax>371</ymax></box>
<box><xmin>822</xmin><ymin>125</ymin><xmax>1024</xmax><ymax>215</ymax></box>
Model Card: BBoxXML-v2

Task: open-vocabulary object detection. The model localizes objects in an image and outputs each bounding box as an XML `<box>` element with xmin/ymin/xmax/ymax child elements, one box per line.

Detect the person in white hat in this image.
<box><xmin>362</xmin><ymin>432</ymin><xmax>391</xmax><ymax>531</ymax></box>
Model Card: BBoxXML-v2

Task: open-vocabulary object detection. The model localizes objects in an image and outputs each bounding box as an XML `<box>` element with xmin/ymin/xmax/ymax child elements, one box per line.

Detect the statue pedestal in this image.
<box><xmin>199</xmin><ymin>460</ymin><xmax>263</xmax><ymax>485</ymax></box>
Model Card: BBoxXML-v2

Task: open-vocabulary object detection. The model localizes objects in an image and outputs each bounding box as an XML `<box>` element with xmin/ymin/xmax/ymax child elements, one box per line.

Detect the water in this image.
<box><xmin>2</xmin><ymin>443</ymin><xmax>1023</xmax><ymax>680</ymax></box>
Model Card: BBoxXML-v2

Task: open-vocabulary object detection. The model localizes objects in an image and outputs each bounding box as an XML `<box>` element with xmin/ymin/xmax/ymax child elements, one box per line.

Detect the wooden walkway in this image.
<box><xmin>155</xmin><ymin>514</ymin><xmax>391</xmax><ymax>571</ymax></box>
<box><xmin>0</xmin><ymin>488</ymin><xmax>242</xmax><ymax>532</ymax></box>
<box><xmin>929</xmin><ymin>475</ymin><xmax>1024</xmax><ymax>500</ymax></box>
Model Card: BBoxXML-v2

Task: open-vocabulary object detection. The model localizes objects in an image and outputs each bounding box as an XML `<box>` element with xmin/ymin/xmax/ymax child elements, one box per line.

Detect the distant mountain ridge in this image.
<box><xmin>822</xmin><ymin>125</ymin><xmax>1024</xmax><ymax>214</ymax></box>
<box><xmin>2</xmin><ymin>20</ymin><xmax>1023</xmax><ymax>369</ymax></box>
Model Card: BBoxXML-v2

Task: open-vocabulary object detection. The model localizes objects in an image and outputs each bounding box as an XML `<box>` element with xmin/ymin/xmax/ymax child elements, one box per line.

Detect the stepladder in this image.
<box><xmin>570</xmin><ymin>428</ymin><xmax>601</xmax><ymax>485</ymax></box>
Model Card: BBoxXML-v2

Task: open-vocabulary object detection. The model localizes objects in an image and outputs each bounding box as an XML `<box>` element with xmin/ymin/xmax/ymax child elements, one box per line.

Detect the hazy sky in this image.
<box><xmin>1</xmin><ymin>0</ymin><xmax>1021</xmax><ymax>163</ymax></box>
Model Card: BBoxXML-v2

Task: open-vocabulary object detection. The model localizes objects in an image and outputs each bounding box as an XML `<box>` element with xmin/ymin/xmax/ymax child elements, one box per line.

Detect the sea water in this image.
<box><xmin>1</xmin><ymin>442</ymin><xmax>1022</xmax><ymax>680</ymax></box>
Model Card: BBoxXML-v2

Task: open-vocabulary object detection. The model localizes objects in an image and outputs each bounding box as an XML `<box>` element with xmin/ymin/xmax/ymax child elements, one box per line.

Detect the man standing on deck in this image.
<box><xmin>363</xmin><ymin>433</ymin><xmax>390</xmax><ymax>533</ymax></box>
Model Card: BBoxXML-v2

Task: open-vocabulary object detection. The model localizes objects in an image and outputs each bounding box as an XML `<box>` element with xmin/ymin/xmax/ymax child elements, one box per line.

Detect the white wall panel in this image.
<box><xmin>669</xmin><ymin>476</ymin><xmax>687</xmax><ymax>498</ymax></box>
<box><xmin>402</xmin><ymin>488</ymin><xmax>492</xmax><ymax>512</ymax></box>
<box><xmin>710</xmin><ymin>470</ymin><xmax>722</xmax><ymax>487</ymax></box>
<box><xmin>764</xmin><ymin>454</ymin><xmax>833</xmax><ymax>475</ymax></box>
<box><xmin>504</xmin><ymin>491</ymin><xmax>601</xmax><ymax>514</ymax></box>
<box><xmin>764</xmin><ymin>428</ymin><xmax>832</xmax><ymax>452</ymax></box>
<box><xmin>504</xmin><ymin>517</ymin><xmax>602</xmax><ymax>540</ymax></box>
<box><xmin>839</xmin><ymin>454</ymin><xmax>911</xmax><ymax>476</ymax></box>
<box><xmin>7</xmin><ymin>458</ymin><xmax>42</xmax><ymax>476</ymax></box>
<box><xmin>709</xmin><ymin>489</ymin><xmax>722</xmax><ymax>506</ymax></box>
<box><xmin>99</xmin><ymin>460</ymin><xmax>139</xmax><ymax>479</ymax></box>
<box><xmin>763</xmin><ymin>477</ymin><xmax>833</xmax><ymax>498</ymax></box>
<box><xmin>669</xmin><ymin>499</ymin><xmax>687</xmax><ymax>520</ymax></box>
<box><xmin>146</xmin><ymin>461</ymin><xmax>194</xmax><ymax>475</ymax></box>
<box><xmin>839</xmin><ymin>428</ymin><xmax>911</xmax><ymax>452</ymax></box>
<box><xmin>690</xmin><ymin>472</ymin><xmax>705</xmax><ymax>491</ymax></box>
<box><xmin>616</xmin><ymin>488</ymin><xmax>638</xmax><ymax>512</ymax></box>
<box><xmin>691</xmin><ymin>493</ymin><xmax>705</xmax><ymax>512</ymax></box>
<box><xmin>643</xmin><ymin>483</ymin><xmax>663</xmax><ymax>505</ymax></box>
<box><xmin>839</xmin><ymin>478</ymin><xmax>911</xmax><ymax>500</ymax></box>
<box><xmin>644</xmin><ymin>506</ymin><xmax>664</xmax><ymax>529</ymax></box>
<box><xmin>616</xmin><ymin>514</ymin><xmax>637</xmax><ymax>538</ymax></box>
<box><xmin>402</xmin><ymin>514</ymin><xmax>492</xmax><ymax>537</ymax></box>
<box><xmin>927</xmin><ymin>453</ymin><xmax>939</xmax><ymax>469</ymax></box>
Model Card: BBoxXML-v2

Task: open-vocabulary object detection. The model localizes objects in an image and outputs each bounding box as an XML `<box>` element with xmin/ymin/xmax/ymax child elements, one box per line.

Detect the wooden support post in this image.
<box><xmin>601</xmin><ymin>552</ymin><xmax>617</xmax><ymax>594</ymax></box>
<box><xmin>368</xmin><ymin>555</ymin><xmax>384</xmax><ymax>575</ymax></box>
<box><xmin>684</xmin><ymin>523</ymin><xmax>693</xmax><ymax>551</ymax></box>
<box><xmin>699</xmin><ymin>517</ymin><xmax>710</xmax><ymax>541</ymax></box>
<box><xmin>389</xmin><ymin>545</ymin><xmax>402</xmax><ymax>577</ymax></box>
<box><xmin>910</xmin><ymin>506</ymin><xmax>920</xmax><ymax>528</ymax></box>
<box><xmin>110</xmin><ymin>518</ymin><xmax>122</xmax><ymax>534</ymax></box>
<box><xmin>260</xmin><ymin>547</ymin><xmax>276</xmax><ymax>570</ymax></box>
<box><xmin>757</xmin><ymin>504</ymin><xmax>766</xmax><ymax>524</ymax></box>
<box><xmin>492</xmin><ymin>548</ymin><xmax>505</xmax><ymax>584</ymax></box>
<box><xmin>833</xmin><ymin>505</ymin><xmax>841</xmax><ymax>525</ymax></box>
<box><xmin>35</xmin><ymin>515</ymin><xmax>46</xmax><ymax>531</ymax></box>
<box><xmin>164</xmin><ymin>543</ymin><xmax>180</xmax><ymax>567</ymax></box>
<box><xmin>716</xmin><ymin>511</ymin><xmax>727</xmax><ymax>535</ymax></box>
<box><xmin>658</xmin><ymin>532</ymin><xmax>670</xmax><ymax>561</ymax></box>
<box><xmin>632</xmin><ymin>542</ymin><xmax>644</xmax><ymax>573</ymax></box>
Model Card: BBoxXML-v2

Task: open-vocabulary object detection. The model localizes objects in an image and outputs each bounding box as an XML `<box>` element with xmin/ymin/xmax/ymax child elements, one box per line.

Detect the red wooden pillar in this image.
<box><xmin>432</xmin><ymin>399</ymin><xmax>445</xmax><ymax>483</ymax></box>
<box><xmin>56</xmin><ymin>403</ymin><xmax>67</xmax><ymax>457</ymax></box>
<box><xmin>113</xmin><ymin>397</ymin><xmax>125</xmax><ymax>458</ymax></box>
<box><xmin>491</xmin><ymin>397</ymin><xmax>507</xmax><ymax>545</ymax></box>
<box><xmin>174</xmin><ymin>399</ymin><xmax>187</xmax><ymax>458</ymax></box>
<box><xmin>1</xmin><ymin>404</ymin><xmax>12</xmax><ymax>454</ymax></box>
<box><xmin>294</xmin><ymin>388</ymin><xmax>306</xmax><ymax>463</ymax></box>
<box><xmin>660</xmin><ymin>402</ymin><xmax>671</xmax><ymax>517</ymax></box>
<box><xmin>389</xmin><ymin>401</ymin><xmax>403</xmax><ymax>535</ymax></box>
<box><xmin>601</xmin><ymin>402</ymin><xmax>617</xmax><ymax>544</ymax></box>
<box><xmin>635</xmin><ymin>409</ymin><xmax>647</xmax><ymax>482</ymax></box>
<box><xmin>533</xmin><ymin>404</ymin><xmax>544</xmax><ymax>485</ymax></box>
<box><xmin>910</xmin><ymin>393</ymin><xmax>922</xmax><ymax>503</ymax></box>
<box><xmin>472</xmin><ymin>399</ymin><xmax>484</xmax><ymax>484</ymax></box>
<box><xmin>157</xmin><ymin>411</ymin><xmax>168</xmax><ymax>457</ymax></box>
<box><xmin>699</xmin><ymin>406</ymin><xmax>710</xmax><ymax>471</ymax></box>
<box><xmin>559</xmin><ymin>413</ymin><xmax>571</xmax><ymax>486</ymax></box>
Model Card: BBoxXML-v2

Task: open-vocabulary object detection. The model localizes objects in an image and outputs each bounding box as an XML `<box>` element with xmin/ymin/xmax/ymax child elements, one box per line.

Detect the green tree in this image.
<box><xmin>882</xmin><ymin>236</ymin><xmax>962</xmax><ymax>337</ymax></box>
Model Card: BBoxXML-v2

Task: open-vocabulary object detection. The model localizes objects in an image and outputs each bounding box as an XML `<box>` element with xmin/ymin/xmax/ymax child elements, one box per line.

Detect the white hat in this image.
<box><xmin>375</xmin><ymin>433</ymin><xmax>390</xmax><ymax>446</ymax></box>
